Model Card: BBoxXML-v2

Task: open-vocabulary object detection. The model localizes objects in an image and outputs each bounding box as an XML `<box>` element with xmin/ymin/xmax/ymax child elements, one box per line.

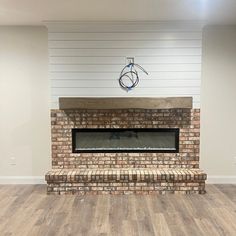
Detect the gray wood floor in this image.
<box><xmin>0</xmin><ymin>184</ymin><xmax>235</xmax><ymax>236</ymax></box>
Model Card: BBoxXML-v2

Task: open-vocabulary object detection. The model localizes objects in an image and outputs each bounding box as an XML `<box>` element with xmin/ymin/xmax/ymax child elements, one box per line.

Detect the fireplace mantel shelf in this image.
<box><xmin>59</xmin><ymin>97</ymin><xmax>192</xmax><ymax>110</ymax></box>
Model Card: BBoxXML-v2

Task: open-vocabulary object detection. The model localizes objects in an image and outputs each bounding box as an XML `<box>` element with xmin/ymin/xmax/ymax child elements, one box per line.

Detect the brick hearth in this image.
<box><xmin>46</xmin><ymin>168</ymin><xmax>206</xmax><ymax>195</ymax></box>
<box><xmin>45</xmin><ymin>108</ymin><xmax>207</xmax><ymax>194</ymax></box>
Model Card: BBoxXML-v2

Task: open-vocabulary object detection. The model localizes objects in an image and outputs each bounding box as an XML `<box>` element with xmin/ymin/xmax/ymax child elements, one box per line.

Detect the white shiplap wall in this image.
<box><xmin>47</xmin><ymin>22</ymin><xmax>203</xmax><ymax>108</ymax></box>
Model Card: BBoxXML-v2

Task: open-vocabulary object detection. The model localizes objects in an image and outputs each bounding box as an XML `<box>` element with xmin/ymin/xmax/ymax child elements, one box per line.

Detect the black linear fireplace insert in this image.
<box><xmin>72</xmin><ymin>128</ymin><xmax>179</xmax><ymax>153</ymax></box>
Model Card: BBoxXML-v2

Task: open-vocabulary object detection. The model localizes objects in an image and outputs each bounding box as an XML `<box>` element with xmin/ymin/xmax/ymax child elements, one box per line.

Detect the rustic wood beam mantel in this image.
<box><xmin>59</xmin><ymin>97</ymin><xmax>192</xmax><ymax>110</ymax></box>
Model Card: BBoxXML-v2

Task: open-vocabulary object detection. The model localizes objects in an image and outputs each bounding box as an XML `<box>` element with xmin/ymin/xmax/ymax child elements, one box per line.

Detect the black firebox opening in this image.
<box><xmin>72</xmin><ymin>128</ymin><xmax>179</xmax><ymax>153</ymax></box>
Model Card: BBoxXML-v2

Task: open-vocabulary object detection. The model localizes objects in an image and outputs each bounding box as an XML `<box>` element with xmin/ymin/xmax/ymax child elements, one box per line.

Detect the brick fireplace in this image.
<box><xmin>45</xmin><ymin>98</ymin><xmax>207</xmax><ymax>195</ymax></box>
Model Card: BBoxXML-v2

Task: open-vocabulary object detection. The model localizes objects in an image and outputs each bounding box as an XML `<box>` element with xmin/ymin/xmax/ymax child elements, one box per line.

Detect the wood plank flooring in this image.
<box><xmin>0</xmin><ymin>184</ymin><xmax>235</xmax><ymax>236</ymax></box>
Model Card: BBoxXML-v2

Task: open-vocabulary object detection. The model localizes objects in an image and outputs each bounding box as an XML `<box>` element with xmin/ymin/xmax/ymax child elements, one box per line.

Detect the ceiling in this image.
<box><xmin>1</xmin><ymin>0</ymin><xmax>236</xmax><ymax>25</ymax></box>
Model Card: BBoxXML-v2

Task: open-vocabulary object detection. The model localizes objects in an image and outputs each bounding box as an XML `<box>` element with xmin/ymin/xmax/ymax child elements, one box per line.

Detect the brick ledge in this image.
<box><xmin>45</xmin><ymin>168</ymin><xmax>207</xmax><ymax>183</ymax></box>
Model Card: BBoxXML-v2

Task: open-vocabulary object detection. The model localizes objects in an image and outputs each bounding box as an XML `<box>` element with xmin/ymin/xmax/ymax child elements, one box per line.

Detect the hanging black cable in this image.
<box><xmin>118</xmin><ymin>62</ymin><xmax>148</xmax><ymax>91</ymax></box>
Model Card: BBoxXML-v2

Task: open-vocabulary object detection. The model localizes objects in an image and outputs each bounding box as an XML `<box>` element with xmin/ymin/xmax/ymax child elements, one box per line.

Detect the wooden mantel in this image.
<box><xmin>59</xmin><ymin>97</ymin><xmax>192</xmax><ymax>110</ymax></box>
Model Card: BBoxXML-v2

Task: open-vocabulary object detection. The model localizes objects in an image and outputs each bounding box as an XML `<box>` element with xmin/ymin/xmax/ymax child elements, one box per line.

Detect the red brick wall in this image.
<box><xmin>51</xmin><ymin>109</ymin><xmax>200</xmax><ymax>169</ymax></box>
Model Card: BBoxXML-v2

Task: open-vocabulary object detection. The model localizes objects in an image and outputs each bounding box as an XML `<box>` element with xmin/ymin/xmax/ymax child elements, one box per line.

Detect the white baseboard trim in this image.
<box><xmin>207</xmin><ymin>176</ymin><xmax>236</xmax><ymax>184</ymax></box>
<box><xmin>0</xmin><ymin>176</ymin><xmax>45</xmax><ymax>184</ymax></box>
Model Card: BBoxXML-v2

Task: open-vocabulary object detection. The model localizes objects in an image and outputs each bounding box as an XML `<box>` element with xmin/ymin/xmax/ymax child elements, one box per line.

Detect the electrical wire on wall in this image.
<box><xmin>118</xmin><ymin>59</ymin><xmax>148</xmax><ymax>92</ymax></box>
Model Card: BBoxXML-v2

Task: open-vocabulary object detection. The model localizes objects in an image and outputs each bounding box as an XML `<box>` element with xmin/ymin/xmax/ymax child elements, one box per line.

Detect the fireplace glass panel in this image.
<box><xmin>72</xmin><ymin>128</ymin><xmax>179</xmax><ymax>153</ymax></box>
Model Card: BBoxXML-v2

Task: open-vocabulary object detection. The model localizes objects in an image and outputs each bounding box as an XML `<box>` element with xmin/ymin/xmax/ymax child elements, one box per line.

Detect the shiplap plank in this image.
<box><xmin>49</xmin><ymin>40</ymin><xmax>201</xmax><ymax>49</ymax></box>
<box><xmin>51</xmin><ymin>87</ymin><xmax>200</xmax><ymax>96</ymax></box>
<box><xmin>136</xmin><ymin>56</ymin><xmax>201</xmax><ymax>64</ymax></box>
<box><xmin>46</xmin><ymin>22</ymin><xmax>203</xmax><ymax>32</ymax></box>
<box><xmin>50</xmin><ymin>64</ymin><xmax>201</xmax><ymax>72</ymax></box>
<box><xmin>50</xmin><ymin>71</ymin><xmax>201</xmax><ymax>80</ymax></box>
<box><xmin>50</xmin><ymin>48</ymin><xmax>201</xmax><ymax>57</ymax></box>
<box><xmin>49</xmin><ymin>32</ymin><xmax>202</xmax><ymax>41</ymax></box>
<box><xmin>50</xmin><ymin>56</ymin><xmax>125</xmax><ymax>65</ymax></box>
<box><xmin>50</xmin><ymin>56</ymin><xmax>201</xmax><ymax>65</ymax></box>
<box><xmin>51</xmin><ymin>79</ymin><xmax>200</xmax><ymax>88</ymax></box>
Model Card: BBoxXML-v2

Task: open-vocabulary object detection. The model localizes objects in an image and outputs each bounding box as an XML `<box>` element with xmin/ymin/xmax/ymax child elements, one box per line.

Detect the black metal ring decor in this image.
<box><xmin>118</xmin><ymin>63</ymin><xmax>148</xmax><ymax>91</ymax></box>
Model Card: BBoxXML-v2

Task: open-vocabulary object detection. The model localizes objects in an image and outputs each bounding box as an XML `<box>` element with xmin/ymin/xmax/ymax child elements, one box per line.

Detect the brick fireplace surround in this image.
<box><xmin>45</xmin><ymin>108</ymin><xmax>207</xmax><ymax>195</ymax></box>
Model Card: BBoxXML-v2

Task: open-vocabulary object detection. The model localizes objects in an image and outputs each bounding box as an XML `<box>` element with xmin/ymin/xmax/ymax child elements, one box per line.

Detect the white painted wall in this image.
<box><xmin>0</xmin><ymin>26</ymin><xmax>50</xmax><ymax>182</ymax></box>
<box><xmin>47</xmin><ymin>22</ymin><xmax>202</xmax><ymax>108</ymax></box>
<box><xmin>201</xmin><ymin>26</ymin><xmax>236</xmax><ymax>183</ymax></box>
